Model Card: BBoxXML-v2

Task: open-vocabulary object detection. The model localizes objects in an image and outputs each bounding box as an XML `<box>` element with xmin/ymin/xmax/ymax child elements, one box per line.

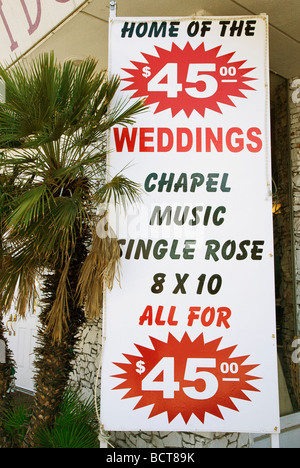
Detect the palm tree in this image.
<box><xmin>0</xmin><ymin>52</ymin><xmax>145</xmax><ymax>447</ymax></box>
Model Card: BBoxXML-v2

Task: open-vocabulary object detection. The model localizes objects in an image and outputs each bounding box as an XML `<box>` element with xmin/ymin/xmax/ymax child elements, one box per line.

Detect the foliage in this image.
<box><xmin>3</xmin><ymin>389</ymin><xmax>100</xmax><ymax>448</ymax></box>
<box><xmin>2</xmin><ymin>404</ymin><xmax>30</xmax><ymax>447</ymax></box>
<box><xmin>36</xmin><ymin>388</ymin><xmax>99</xmax><ymax>448</ymax></box>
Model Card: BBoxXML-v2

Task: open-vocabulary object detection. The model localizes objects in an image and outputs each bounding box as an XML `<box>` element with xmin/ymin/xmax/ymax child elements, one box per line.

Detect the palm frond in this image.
<box><xmin>0</xmin><ymin>52</ymin><xmax>147</xmax><ymax>341</ymax></box>
<box><xmin>0</xmin><ymin>251</ymin><xmax>38</xmax><ymax>318</ymax></box>
<box><xmin>95</xmin><ymin>172</ymin><xmax>142</xmax><ymax>210</ymax></box>
<box><xmin>8</xmin><ymin>184</ymin><xmax>51</xmax><ymax>227</ymax></box>
<box><xmin>45</xmin><ymin>256</ymin><xmax>71</xmax><ymax>341</ymax></box>
<box><xmin>77</xmin><ymin>227</ymin><xmax>120</xmax><ymax>320</ymax></box>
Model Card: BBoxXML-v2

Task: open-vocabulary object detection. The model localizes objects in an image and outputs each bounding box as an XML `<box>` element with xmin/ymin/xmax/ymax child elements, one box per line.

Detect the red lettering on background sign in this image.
<box><xmin>0</xmin><ymin>0</ymin><xmax>18</xmax><ymax>51</ymax></box>
<box><xmin>0</xmin><ymin>0</ymin><xmax>75</xmax><ymax>55</ymax></box>
<box><xmin>20</xmin><ymin>0</ymin><xmax>41</xmax><ymax>35</ymax></box>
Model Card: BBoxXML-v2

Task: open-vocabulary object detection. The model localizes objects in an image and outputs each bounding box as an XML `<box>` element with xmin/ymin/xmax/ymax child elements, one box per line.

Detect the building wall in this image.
<box><xmin>109</xmin><ymin>430</ymin><xmax>251</xmax><ymax>449</ymax></box>
<box><xmin>289</xmin><ymin>76</ymin><xmax>300</xmax><ymax>408</ymax></box>
<box><xmin>69</xmin><ymin>317</ymin><xmax>103</xmax><ymax>402</ymax></box>
<box><xmin>271</xmin><ymin>79</ymin><xmax>299</xmax><ymax>411</ymax></box>
<box><xmin>290</xmin><ymin>76</ymin><xmax>300</xmax><ymax>334</ymax></box>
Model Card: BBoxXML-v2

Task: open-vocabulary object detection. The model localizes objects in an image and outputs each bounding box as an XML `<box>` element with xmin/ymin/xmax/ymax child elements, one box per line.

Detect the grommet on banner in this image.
<box><xmin>110</xmin><ymin>1</ymin><xmax>116</xmax><ymax>17</ymax></box>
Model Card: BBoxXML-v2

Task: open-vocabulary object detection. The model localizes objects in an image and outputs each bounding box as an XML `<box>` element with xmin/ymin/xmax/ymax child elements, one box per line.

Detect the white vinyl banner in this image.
<box><xmin>101</xmin><ymin>15</ymin><xmax>280</xmax><ymax>434</ymax></box>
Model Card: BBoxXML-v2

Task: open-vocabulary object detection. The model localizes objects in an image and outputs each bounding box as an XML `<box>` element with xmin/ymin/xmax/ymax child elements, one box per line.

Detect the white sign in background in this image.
<box><xmin>0</xmin><ymin>0</ymin><xmax>86</xmax><ymax>64</ymax></box>
<box><xmin>101</xmin><ymin>15</ymin><xmax>280</xmax><ymax>434</ymax></box>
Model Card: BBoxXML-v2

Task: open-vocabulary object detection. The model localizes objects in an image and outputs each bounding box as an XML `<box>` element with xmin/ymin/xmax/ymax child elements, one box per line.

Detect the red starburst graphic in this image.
<box><xmin>112</xmin><ymin>333</ymin><xmax>261</xmax><ymax>424</ymax></box>
<box><xmin>121</xmin><ymin>42</ymin><xmax>256</xmax><ymax>117</ymax></box>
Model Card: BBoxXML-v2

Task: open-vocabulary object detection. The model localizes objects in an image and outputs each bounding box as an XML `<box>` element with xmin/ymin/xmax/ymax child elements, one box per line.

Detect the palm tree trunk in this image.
<box><xmin>0</xmin><ymin>316</ymin><xmax>15</xmax><ymax>448</ymax></box>
<box><xmin>22</xmin><ymin>236</ymin><xmax>88</xmax><ymax>448</ymax></box>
